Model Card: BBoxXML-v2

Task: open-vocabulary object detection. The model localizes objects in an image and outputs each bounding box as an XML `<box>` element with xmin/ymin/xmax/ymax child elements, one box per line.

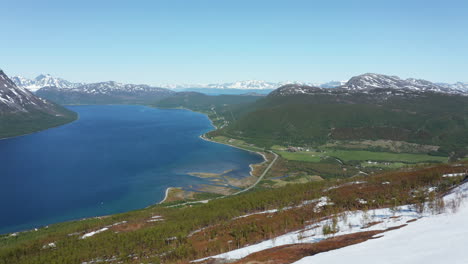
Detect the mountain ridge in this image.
<box><xmin>161</xmin><ymin>80</ymin><xmax>347</xmax><ymax>90</ymax></box>
<box><xmin>12</xmin><ymin>73</ymin><xmax>468</xmax><ymax>93</ymax></box>
<box><xmin>36</xmin><ymin>81</ymin><xmax>175</xmax><ymax>105</ymax></box>
<box><xmin>11</xmin><ymin>74</ymin><xmax>84</xmax><ymax>92</ymax></box>
<box><xmin>270</xmin><ymin>73</ymin><xmax>467</xmax><ymax>96</ymax></box>
<box><xmin>0</xmin><ymin>69</ymin><xmax>77</xmax><ymax>138</ymax></box>
<box><xmin>1</xmin><ymin>71</ymin><xmax>63</xmax><ymax>114</ymax></box>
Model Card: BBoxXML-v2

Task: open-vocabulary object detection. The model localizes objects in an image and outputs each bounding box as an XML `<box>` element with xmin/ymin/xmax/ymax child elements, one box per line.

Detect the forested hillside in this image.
<box><xmin>212</xmin><ymin>87</ymin><xmax>468</xmax><ymax>157</ymax></box>
<box><xmin>154</xmin><ymin>92</ymin><xmax>262</xmax><ymax>128</ymax></box>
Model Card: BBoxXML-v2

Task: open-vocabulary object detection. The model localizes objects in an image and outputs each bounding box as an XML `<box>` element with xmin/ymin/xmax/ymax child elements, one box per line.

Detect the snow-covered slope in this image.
<box><xmin>437</xmin><ymin>82</ymin><xmax>468</xmax><ymax>92</ymax></box>
<box><xmin>194</xmin><ymin>181</ymin><xmax>468</xmax><ymax>263</ymax></box>
<box><xmin>270</xmin><ymin>74</ymin><xmax>467</xmax><ymax>96</ymax></box>
<box><xmin>294</xmin><ymin>182</ymin><xmax>468</xmax><ymax>264</ymax></box>
<box><xmin>0</xmin><ymin>70</ymin><xmax>61</xmax><ymax>114</ymax></box>
<box><xmin>12</xmin><ymin>74</ymin><xmax>84</xmax><ymax>92</ymax></box>
<box><xmin>341</xmin><ymin>73</ymin><xmax>463</xmax><ymax>94</ymax></box>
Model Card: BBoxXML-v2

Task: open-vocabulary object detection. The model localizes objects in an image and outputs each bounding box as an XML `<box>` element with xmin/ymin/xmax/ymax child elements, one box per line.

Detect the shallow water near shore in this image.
<box><xmin>0</xmin><ymin>105</ymin><xmax>263</xmax><ymax>234</ymax></box>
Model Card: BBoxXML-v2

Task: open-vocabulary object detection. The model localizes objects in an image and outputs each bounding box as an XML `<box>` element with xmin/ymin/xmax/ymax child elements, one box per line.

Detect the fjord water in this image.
<box><xmin>0</xmin><ymin>105</ymin><xmax>263</xmax><ymax>234</ymax></box>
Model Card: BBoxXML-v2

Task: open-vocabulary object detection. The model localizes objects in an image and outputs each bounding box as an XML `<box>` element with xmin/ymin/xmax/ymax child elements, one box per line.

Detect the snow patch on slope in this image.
<box><xmin>194</xmin><ymin>182</ymin><xmax>468</xmax><ymax>263</ymax></box>
<box><xmin>293</xmin><ymin>182</ymin><xmax>468</xmax><ymax>264</ymax></box>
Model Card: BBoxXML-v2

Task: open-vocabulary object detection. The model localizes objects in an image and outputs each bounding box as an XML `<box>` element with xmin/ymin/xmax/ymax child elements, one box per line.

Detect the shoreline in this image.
<box><xmin>1</xmin><ymin>105</ymin><xmax>270</xmax><ymax>234</ymax></box>
<box><xmin>156</xmin><ymin>107</ymin><xmax>268</xmax><ymax>204</ymax></box>
<box><xmin>158</xmin><ymin>134</ymin><xmax>268</xmax><ymax>204</ymax></box>
<box><xmin>199</xmin><ymin>134</ymin><xmax>268</xmax><ymax>176</ymax></box>
<box><xmin>158</xmin><ymin>187</ymin><xmax>176</xmax><ymax>204</ymax></box>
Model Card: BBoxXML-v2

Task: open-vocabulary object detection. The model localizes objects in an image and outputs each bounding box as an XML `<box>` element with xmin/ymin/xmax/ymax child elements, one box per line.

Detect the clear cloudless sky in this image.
<box><xmin>1</xmin><ymin>0</ymin><xmax>467</xmax><ymax>84</ymax></box>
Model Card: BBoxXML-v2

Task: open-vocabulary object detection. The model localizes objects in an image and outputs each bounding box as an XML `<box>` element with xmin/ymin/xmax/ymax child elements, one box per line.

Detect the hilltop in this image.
<box><xmin>211</xmin><ymin>73</ymin><xmax>468</xmax><ymax>159</ymax></box>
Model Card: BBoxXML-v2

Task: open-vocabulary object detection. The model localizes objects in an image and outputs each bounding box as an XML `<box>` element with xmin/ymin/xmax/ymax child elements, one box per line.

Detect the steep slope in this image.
<box><xmin>36</xmin><ymin>81</ymin><xmax>175</xmax><ymax>104</ymax></box>
<box><xmin>0</xmin><ymin>70</ymin><xmax>77</xmax><ymax>138</ymax></box>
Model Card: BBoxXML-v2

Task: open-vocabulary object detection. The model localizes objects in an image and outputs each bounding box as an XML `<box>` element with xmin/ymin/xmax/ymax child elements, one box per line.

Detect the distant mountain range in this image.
<box><xmin>12</xmin><ymin>75</ymin><xmax>348</xmax><ymax>91</ymax></box>
<box><xmin>0</xmin><ymin>70</ymin><xmax>76</xmax><ymax>138</ymax></box>
<box><xmin>437</xmin><ymin>82</ymin><xmax>468</xmax><ymax>91</ymax></box>
<box><xmin>206</xmin><ymin>73</ymin><xmax>468</xmax><ymax>156</ymax></box>
<box><xmin>160</xmin><ymin>80</ymin><xmax>348</xmax><ymax>90</ymax></box>
<box><xmin>11</xmin><ymin>74</ymin><xmax>84</xmax><ymax>92</ymax></box>
<box><xmin>271</xmin><ymin>73</ymin><xmax>468</xmax><ymax>96</ymax></box>
<box><xmin>0</xmin><ymin>71</ymin><xmax>64</xmax><ymax>114</ymax></box>
<box><xmin>12</xmin><ymin>73</ymin><xmax>468</xmax><ymax>94</ymax></box>
<box><xmin>35</xmin><ymin>81</ymin><xmax>175</xmax><ymax>105</ymax></box>
<box><xmin>342</xmin><ymin>73</ymin><xmax>467</xmax><ymax>94</ymax></box>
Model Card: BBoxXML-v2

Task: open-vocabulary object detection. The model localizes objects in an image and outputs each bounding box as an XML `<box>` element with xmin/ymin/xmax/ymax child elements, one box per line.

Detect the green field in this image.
<box><xmin>324</xmin><ymin>149</ymin><xmax>447</xmax><ymax>163</ymax></box>
<box><xmin>275</xmin><ymin>151</ymin><xmax>323</xmax><ymax>162</ymax></box>
<box><xmin>271</xmin><ymin>145</ymin><xmax>323</xmax><ymax>162</ymax></box>
<box><xmin>271</xmin><ymin>145</ymin><xmax>447</xmax><ymax>164</ymax></box>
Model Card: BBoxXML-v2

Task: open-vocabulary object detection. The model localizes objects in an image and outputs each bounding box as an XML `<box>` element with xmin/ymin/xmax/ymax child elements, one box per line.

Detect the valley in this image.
<box><xmin>3</xmin><ymin>1</ymin><xmax>468</xmax><ymax>263</ymax></box>
<box><xmin>1</xmin><ymin>71</ymin><xmax>467</xmax><ymax>264</ymax></box>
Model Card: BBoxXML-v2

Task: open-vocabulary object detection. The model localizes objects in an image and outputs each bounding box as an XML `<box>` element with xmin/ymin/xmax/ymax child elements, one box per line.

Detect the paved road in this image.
<box><xmin>232</xmin><ymin>151</ymin><xmax>278</xmax><ymax>195</ymax></box>
<box><xmin>165</xmin><ymin>150</ymin><xmax>279</xmax><ymax>208</ymax></box>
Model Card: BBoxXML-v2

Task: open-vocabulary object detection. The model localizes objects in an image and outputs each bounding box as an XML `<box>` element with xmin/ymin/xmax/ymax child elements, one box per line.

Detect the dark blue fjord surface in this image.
<box><xmin>0</xmin><ymin>105</ymin><xmax>263</xmax><ymax>234</ymax></box>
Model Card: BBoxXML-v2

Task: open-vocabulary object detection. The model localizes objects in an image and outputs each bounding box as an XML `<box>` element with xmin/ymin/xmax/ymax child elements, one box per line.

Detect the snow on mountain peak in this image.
<box><xmin>10</xmin><ymin>72</ymin><xmax>467</xmax><ymax>95</ymax></box>
<box><xmin>0</xmin><ymin>70</ymin><xmax>59</xmax><ymax>114</ymax></box>
<box><xmin>159</xmin><ymin>80</ymin><xmax>346</xmax><ymax>90</ymax></box>
<box><xmin>341</xmin><ymin>73</ymin><xmax>465</xmax><ymax>94</ymax></box>
<box><xmin>12</xmin><ymin>74</ymin><xmax>84</xmax><ymax>92</ymax></box>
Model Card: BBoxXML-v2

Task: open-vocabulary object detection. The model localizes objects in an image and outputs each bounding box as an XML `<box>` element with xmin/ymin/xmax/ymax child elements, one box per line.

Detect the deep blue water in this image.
<box><xmin>0</xmin><ymin>105</ymin><xmax>263</xmax><ymax>234</ymax></box>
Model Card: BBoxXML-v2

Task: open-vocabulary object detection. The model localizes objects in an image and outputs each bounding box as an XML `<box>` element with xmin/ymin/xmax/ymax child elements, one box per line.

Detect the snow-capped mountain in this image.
<box><xmin>13</xmin><ymin>72</ymin><xmax>466</xmax><ymax>95</ymax></box>
<box><xmin>161</xmin><ymin>80</ymin><xmax>346</xmax><ymax>90</ymax></box>
<box><xmin>319</xmin><ymin>80</ymin><xmax>347</xmax><ymax>88</ymax></box>
<box><xmin>206</xmin><ymin>80</ymin><xmax>282</xmax><ymax>90</ymax></box>
<box><xmin>340</xmin><ymin>73</ymin><xmax>463</xmax><ymax>94</ymax></box>
<box><xmin>36</xmin><ymin>81</ymin><xmax>175</xmax><ymax>104</ymax></box>
<box><xmin>160</xmin><ymin>80</ymin><xmax>282</xmax><ymax>90</ymax></box>
<box><xmin>270</xmin><ymin>73</ymin><xmax>467</xmax><ymax>96</ymax></box>
<box><xmin>10</xmin><ymin>75</ymin><xmax>34</xmax><ymax>88</ymax></box>
<box><xmin>11</xmin><ymin>74</ymin><xmax>84</xmax><ymax>92</ymax></box>
<box><xmin>437</xmin><ymin>82</ymin><xmax>468</xmax><ymax>92</ymax></box>
<box><xmin>0</xmin><ymin>70</ymin><xmax>63</xmax><ymax>114</ymax></box>
<box><xmin>64</xmin><ymin>81</ymin><xmax>174</xmax><ymax>95</ymax></box>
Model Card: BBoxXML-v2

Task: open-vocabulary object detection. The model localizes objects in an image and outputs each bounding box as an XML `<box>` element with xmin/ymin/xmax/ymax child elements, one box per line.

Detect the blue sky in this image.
<box><xmin>1</xmin><ymin>0</ymin><xmax>467</xmax><ymax>84</ymax></box>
